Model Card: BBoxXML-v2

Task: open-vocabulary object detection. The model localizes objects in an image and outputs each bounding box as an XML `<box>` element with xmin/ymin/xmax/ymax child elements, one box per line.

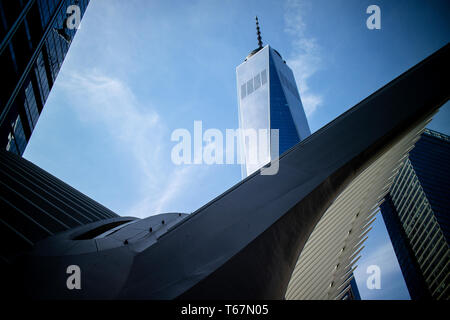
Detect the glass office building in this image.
<box><xmin>0</xmin><ymin>0</ymin><xmax>90</xmax><ymax>156</ymax></box>
<box><xmin>236</xmin><ymin>21</ymin><xmax>362</xmax><ymax>300</ymax></box>
<box><xmin>236</xmin><ymin>44</ymin><xmax>311</xmax><ymax>177</ymax></box>
<box><xmin>380</xmin><ymin>128</ymin><xmax>450</xmax><ymax>300</ymax></box>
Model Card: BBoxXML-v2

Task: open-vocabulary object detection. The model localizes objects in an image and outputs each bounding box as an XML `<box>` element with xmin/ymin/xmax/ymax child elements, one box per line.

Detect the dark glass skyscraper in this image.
<box><xmin>380</xmin><ymin>128</ymin><xmax>450</xmax><ymax>300</ymax></box>
<box><xmin>0</xmin><ymin>0</ymin><xmax>90</xmax><ymax>156</ymax></box>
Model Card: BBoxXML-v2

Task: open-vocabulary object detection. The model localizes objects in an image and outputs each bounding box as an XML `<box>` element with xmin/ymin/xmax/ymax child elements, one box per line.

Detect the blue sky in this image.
<box><xmin>24</xmin><ymin>0</ymin><xmax>449</xmax><ymax>299</ymax></box>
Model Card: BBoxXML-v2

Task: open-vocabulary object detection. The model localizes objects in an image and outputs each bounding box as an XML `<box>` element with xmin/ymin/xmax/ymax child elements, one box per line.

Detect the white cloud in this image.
<box><xmin>284</xmin><ymin>0</ymin><xmax>323</xmax><ymax>117</ymax></box>
<box><xmin>60</xmin><ymin>70</ymin><xmax>162</xmax><ymax>182</ymax></box>
<box><xmin>58</xmin><ymin>69</ymin><xmax>201</xmax><ymax>218</ymax></box>
<box><xmin>357</xmin><ymin>241</ymin><xmax>401</xmax><ymax>277</ymax></box>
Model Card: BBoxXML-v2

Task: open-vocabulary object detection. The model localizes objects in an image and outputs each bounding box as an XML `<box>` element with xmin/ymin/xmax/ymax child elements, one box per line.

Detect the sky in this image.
<box><xmin>24</xmin><ymin>0</ymin><xmax>449</xmax><ymax>299</ymax></box>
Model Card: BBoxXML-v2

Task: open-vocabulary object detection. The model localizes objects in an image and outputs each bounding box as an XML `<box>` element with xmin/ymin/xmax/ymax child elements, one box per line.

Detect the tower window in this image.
<box><xmin>254</xmin><ymin>74</ymin><xmax>261</xmax><ymax>90</ymax></box>
<box><xmin>247</xmin><ymin>79</ymin><xmax>254</xmax><ymax>95</ymax></box>
<box><xmin>261</xmin><ymin>69</ymin><xmax>267</xmax><ymax>85</ymax></box>
<box><xmin>241</xmin><ymin>84</ymin><xmax>247</xmax><ymax>99</ymax></box>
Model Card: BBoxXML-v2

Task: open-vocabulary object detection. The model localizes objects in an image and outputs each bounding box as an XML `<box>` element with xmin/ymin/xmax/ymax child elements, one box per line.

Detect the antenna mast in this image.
<box><xmin>256</xmin><ymin>16</ymin><xmax>263</xmax><ymax>49</ymax></box>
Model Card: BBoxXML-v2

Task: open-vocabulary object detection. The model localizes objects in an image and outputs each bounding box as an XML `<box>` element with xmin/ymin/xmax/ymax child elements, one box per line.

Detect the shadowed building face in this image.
<box><xmin>380</xmin><ymin>129</ymin><xmax>450</xmax><ymax>300</ymax></box>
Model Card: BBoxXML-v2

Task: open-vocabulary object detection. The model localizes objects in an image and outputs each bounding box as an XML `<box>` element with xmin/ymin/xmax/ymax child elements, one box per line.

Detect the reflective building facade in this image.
<box><xmin>0</xmin><ymin>0</ymin><xmax>90</xmax><ymax>156</ymax></box>
<box><xmin>236</xmin><ymin>43</ymin><xmax>310</xmax><ymax>177</ymax></box>
<box><xmin>380</xmin><ymin>129</ymin><xmax>450</xmax><ymax>300</ymax></box>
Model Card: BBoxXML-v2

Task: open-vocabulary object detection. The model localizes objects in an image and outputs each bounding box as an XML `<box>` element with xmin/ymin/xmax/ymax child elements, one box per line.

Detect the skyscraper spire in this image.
<box><xmin>255</xmin><ymin>16</ymin><xmax>263</xmax><ymax>49</ymax></box>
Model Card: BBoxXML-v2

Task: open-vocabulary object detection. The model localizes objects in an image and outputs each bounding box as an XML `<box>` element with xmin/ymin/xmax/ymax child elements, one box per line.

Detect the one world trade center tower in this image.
<box><xmin>236</xmin><ymin>17</ymin><xmax>311</xmax><ymax>177</ymax></box>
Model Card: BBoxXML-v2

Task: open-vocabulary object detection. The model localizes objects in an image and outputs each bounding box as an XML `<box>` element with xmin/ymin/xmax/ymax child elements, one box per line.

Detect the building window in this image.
<box><xmin>261</xmin><ymin>69</ymin><xmax>267</xmax><ymax>85</ymax></box>
<box><xmin>6</xmin><ymin>115</ymin><xmax>27</xmax><ymax>155</ymax></box>
<box><xmin>241</xmin><ymin>83</ymin><xmax>246</xmax><ymax>99</ymax></box>
<box><xmin>24</xmin><ymin>81</ymin><xmax>39</xmax><ymax>129</ymax></box>
<box><xmin>254</xmin><ymin>73</ymin><xmax>261</xmax><ymax>90</ymax></box>
<box><xmin>241</xmin><ymin>69</ymin><xmax>267</xmax><ymax>100</ymax></box>
<box><xmin>246</xmin><ymin>78</ymin><xmax>254</xmax><ymax>95</ymax></box>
